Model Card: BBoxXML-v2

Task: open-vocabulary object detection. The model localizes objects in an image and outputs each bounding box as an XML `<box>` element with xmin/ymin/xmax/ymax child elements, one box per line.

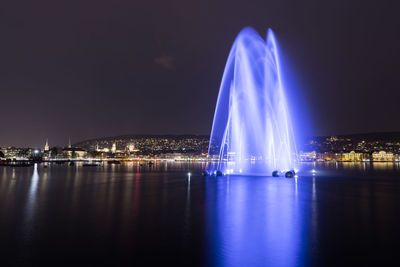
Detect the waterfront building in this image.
<box><xmin>340</xmin><ymin>151</ymin><xmax>364</xmax><ymax>161</ymax></box>
<box><xmin>372</xmin><ymin>151</ymin><xmax>394</xmax><ymax>161</ymax></box>
<box><xmin>320</xmin><ymin>152</ymin><xmax>336</xmax><ymax>161</ymax></box>
<box><xmin>96</xmin><ymin>146</ymin><xmax>110</xmax><ymax>153</ymax></box>
<box><xmin>299</xmin><ymin>151</ymin><xmax>317</xmax><ymax>161</ymax></box>
<box><xmin>0</xmin><ymin>147</ymin><xmax>32</xmax><ymax>160</ymax></box>
<box><xmin>62</xmin><ymin>147</ymin><xmax>87</xmax><ymax>159</ymax></box>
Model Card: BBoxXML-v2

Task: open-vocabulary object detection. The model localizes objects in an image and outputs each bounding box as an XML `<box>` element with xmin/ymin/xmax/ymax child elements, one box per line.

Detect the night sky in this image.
<box><xmin>1</xmin><ymin>0</ymin><xmax>399</xmax><ymax>147</ymax></box>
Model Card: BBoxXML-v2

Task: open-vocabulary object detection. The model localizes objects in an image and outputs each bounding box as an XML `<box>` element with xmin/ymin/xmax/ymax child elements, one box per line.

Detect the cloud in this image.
<box><xmin>154</xmin><ymin>55</ymin><xmax>175</xmax><ymax>71</ymax></box>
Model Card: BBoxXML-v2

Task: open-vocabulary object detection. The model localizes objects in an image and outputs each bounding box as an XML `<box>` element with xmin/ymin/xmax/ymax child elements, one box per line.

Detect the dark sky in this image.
<box><xmin>1</xmin><ymin>0</ymin><xmax>399</xmax><ymax>147</ymax></box>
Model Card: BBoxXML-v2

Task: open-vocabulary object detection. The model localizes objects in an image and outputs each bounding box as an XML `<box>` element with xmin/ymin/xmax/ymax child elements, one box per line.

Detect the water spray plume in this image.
<box><xmin>207</xmin><ymin>27</ymin><xmax>297</xmax><ymax>175</ymax></box>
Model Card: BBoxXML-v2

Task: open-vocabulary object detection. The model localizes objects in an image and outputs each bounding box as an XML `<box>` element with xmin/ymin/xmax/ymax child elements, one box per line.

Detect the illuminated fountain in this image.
<box><xmin>206</xmin><ymin>27</ymin><xmax>297</xmax><ymax>176</ymax></box>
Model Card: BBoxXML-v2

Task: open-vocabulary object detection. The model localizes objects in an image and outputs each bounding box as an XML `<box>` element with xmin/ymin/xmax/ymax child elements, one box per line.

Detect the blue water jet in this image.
<box><xmin>207</xmin><ymin>27</ymin><xmax>297</xmax><ymax>175</ymax></box>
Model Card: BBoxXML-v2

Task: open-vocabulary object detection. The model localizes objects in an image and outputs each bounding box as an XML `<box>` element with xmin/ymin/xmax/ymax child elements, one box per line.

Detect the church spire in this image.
<box><xmin>44</xmin><ymin>139</ymin><xmax>49</xmax><ymax>151</ymax></box>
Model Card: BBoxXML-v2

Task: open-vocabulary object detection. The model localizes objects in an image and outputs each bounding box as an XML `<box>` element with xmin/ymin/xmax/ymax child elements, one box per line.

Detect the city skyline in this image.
<box><xmin>4</xmin><ymin>130</ymin><xmax>400</xmax><ymax>149</ymax></box>
<box><xmin>74</xmin><ymin>131</ymin><xmax>400</xmax><ymax>159</ymax></box>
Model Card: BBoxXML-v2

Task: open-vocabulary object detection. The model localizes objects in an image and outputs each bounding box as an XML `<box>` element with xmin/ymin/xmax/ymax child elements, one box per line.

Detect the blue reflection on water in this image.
<box><xmin>205</xmin><ymin>175</ymin><xmax>311</xmax><ymax>267</ymax></box>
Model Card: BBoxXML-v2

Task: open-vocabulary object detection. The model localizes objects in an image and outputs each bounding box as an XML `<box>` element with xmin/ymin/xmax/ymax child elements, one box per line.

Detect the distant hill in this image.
<box><xmin>73</xmin><ymin>132</ymin><xmax>400</xmax><ymax>153</ymax></box>
<box><xmin>313</xmin><ymin>132</ymin><xmax>400</xmax><ymax>142</ymax></box>
<box><xmin>74</xmin><ymin>134</ymin><xmax>209</xmax><ymax>145</ymax></box>
<box><xmin>74</xmin><ymin>134</ymin><xmax>210</xmax><ymax>153</ymax></box>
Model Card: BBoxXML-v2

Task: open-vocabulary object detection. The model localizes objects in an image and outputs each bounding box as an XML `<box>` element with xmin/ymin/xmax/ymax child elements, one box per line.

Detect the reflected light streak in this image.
<box><xmin>23</xmin><ymin>164</ymin><xmax>40</xmax><ymax>239</ymax></box>
<box><xmin>205</xmin><ymin>176</ymin><xmax>307</xmax><ymax>266</ymax></box>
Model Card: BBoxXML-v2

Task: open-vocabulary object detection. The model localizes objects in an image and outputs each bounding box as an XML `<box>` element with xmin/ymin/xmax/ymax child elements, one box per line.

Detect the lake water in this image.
<box><xmin>1</xmin><ymin>162</ymin><xmax>400</xmax><ymax>266</ymax></box>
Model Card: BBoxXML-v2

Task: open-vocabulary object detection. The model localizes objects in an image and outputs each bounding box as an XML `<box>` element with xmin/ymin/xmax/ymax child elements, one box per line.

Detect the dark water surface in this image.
<box><xmin>1</xmin><ymin>162</ymin><xmax>400</xmax><ymax>266</ymax></box>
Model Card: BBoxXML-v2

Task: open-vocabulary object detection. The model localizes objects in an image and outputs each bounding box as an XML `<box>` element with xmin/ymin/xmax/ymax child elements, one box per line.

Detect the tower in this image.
<box><xmin>44</xmin><ymin>139</ymin><xmax>49</xmax><ymax>151</ymax></box>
